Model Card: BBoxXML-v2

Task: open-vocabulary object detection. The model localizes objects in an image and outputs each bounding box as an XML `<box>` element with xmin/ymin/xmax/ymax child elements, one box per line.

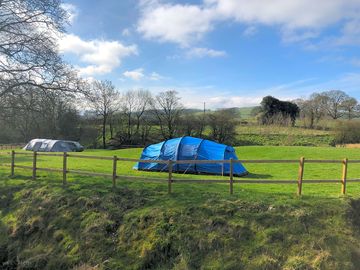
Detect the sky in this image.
<box><xmin>59</xmin><ymin>0</ymin><xmax>360</xmax><ymax>109</ymax></box>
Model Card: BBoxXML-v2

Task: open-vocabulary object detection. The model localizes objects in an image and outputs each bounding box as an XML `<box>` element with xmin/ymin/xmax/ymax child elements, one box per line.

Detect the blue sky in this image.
<box><xmin>59</xmin><ymin>0</ymin><xmax>360</xmax><ymax>108</ymax></box>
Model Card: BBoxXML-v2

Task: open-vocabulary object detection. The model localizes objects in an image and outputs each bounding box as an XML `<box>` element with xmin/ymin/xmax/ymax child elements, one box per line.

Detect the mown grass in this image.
<box><xmin>1</xmin><ymin>146</ymin><xmax>360</xmax><ymax>269</ymax></box>
<box><xmin>1</xmin><ymin>146</ymin><xmax>360</xmax><ymax>184</ymax></box>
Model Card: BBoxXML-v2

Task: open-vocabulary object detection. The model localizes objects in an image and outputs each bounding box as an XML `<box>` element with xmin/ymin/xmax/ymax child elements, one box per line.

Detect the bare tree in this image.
<box><xmin>133</xmin><ymin>90</ymin><xmax>152</xmax><ymax>136</ymax></box>
<box><xmin>152</xmin><ymin>90</ymin><xmax>183</xmax><ymax>139</ymax></box>
<box><xmin>207</xmin><ymin>109</ymin><xmax>238</xmax><ymax>144</ymax></box>
<box><xmin>121</xmin><ymin>91</ymin><xmax>136</xmax><ymax>141</ymax></box>
<box><xmin>178</xmin><ymin>112</ymin><xmax>206</xmax><ymax>137</ymax></box>
<box><xmin>0</xmin><ymin>0</ymin><xmax>82</xmax><ymax>99</ymax></box>
<box><xmin>341</xmin><ymin>97</ymin><xmax>358</xmax><ymax>120</ymax></box>
<box><xmin>295</xmin><ymin>94</ymin><xmax>325</xmax><ymax>128</ymax></box>
<box><xmin>121</xmin><ymin>89</ymin><xmax>152</xmax><ymax>142</ymax></box>
<box><xmin>318</xmin><ymin>90</ymin><xmax>350</xmax><ymax>119</ymax></box>
<box><xmin>0</xmin><ymin>85</ymin><xmax>80</xmax><ymax>142</ymax></box>
<box><xmin>87</xmin><ymin>80</ymin><xmax>120</xmax><ymax>149</ymax></box>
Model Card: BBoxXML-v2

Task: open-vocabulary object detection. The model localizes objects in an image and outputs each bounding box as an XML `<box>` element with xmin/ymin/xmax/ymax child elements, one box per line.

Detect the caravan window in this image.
<box><xmin>60</xmin><ymin>142</ymin><xmax>68</xmax><ymax>148</ymax></box>
<box><xmin>33</xmin><ymin>142</ymin><xmax>42</xmax><ymax>151</ymax></box>
<box><xmin>67</xmin><ymin>142</ymin><xmax>77</xmax><ymax>151</ymax></box>
<box><xmin>39</xmin><ymin>142</ymin><xmax>48</xmax><ymax>150</ymax></box>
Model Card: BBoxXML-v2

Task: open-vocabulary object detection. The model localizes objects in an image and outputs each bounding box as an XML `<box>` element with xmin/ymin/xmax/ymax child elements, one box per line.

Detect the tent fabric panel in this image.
<box><xmin>176</xmin><ymin>136</ymin><xmax>203</xmax><ymax>173</ymax></box>
<box><xmin>134</xmin><ymin>141</ymin><xmax>167</xmax><ymax>171</ymax></box>
<box><xmin>223</xmin><ymin>146</ymin><xmax>248</xmax><ymax>176</ymax></box>
<box><xmin>195</xmin><ymin>139</ymin><xmax>227</xmax><ymax>175</ymax></box>
<box><xmin>160</xmin><ymin>137</ymin><xmax>182</xmax><ymax>161</ymax></box>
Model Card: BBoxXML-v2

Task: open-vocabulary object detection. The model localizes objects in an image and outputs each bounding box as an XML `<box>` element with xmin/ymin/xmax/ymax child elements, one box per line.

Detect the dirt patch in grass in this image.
<box><xmin>338</xmin><ymin>144</ymin><xmax>360</xmax><ymax>149</ymax></box>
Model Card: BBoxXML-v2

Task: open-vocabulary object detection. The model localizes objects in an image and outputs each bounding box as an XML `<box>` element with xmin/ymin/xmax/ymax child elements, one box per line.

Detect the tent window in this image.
<box><xmin>181</xmin><ymin>145</ymin><xmax>197</xmax><ymax>157</ymax></box>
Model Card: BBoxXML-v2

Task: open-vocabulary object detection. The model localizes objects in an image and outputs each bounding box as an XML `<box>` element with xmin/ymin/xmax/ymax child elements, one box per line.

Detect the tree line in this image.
<box><xmin>253</xmin><ymin>90</ymin><xmax>360</xmax><ymax>129</ymax></box>
<box><xmin>84</xmin><ymin>81</ymin><xmax>239</xmax><ymax>148</ymax></box>
<box><xmin>295</xmin><ymin>90</ymin><xmax>360</xmax><ymax>128</ymax></box>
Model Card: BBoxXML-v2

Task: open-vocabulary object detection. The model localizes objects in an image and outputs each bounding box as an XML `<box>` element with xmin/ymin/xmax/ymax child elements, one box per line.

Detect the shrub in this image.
<box><xmin>334</xmin><ymin>120</ymin><xmax>360</xmax><ymax>145</ymax></box>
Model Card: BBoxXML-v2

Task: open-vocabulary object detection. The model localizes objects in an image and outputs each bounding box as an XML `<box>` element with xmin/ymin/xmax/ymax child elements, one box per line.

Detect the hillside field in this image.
<box><xmin>1</xmin><ymin>146</ymin><xmax>360</xmax><ymax>269</ymax></box>
<box><xmin>235</xmin><ymin>125</ymin><xmax>334</xmax><ymax>147</ymax></box>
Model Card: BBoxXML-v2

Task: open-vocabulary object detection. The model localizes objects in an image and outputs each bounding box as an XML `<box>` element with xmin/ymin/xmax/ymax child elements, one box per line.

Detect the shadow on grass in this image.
<box><xmin>243</xmin><ymin>172</ymin><xmax>272</xmax><ymax>179</ymax></box>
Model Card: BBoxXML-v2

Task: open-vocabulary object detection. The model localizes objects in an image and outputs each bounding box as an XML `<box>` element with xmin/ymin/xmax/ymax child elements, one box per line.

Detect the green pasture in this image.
<box><xmin>1</xmin><ymin>146</ymin><xmax>360</xmax><ymax>269</ymax></box>
<box><xmin>1</xmin><ymin>146</ymin><xmax>360</xmax><ymax>197</ymax></box>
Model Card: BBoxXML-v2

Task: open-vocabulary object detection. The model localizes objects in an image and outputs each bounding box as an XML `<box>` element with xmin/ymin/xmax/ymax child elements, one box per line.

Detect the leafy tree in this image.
<box><xmin>259</xmin><ymin>96</ymin><xmax>299</xmax><ymax>126</ymax></box>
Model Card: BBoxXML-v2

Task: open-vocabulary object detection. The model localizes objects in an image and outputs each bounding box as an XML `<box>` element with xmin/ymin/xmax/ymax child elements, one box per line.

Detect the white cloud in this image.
<box><xmin>61</xmin><ymin>3</ymin><xmax>78</xmax><ymax>23</ymax></box>
<box><xmin>243</xmin><ymin>26</ymin><xmax>257</xmax><ymax>37</ymax></box>
<box><xmin>205</xmin><ymin>96</ymin><xmax>262</xmax><ymax>108</ymax></box>
<box><xmin>186</xmin><ymin>47</ymin><xmax>226</xmax><ymax>58</ymax></box>
<box><xmin>207</xmin><ymin>0</ymin><xmax>357</xmax><ymax>29</ymax></box>
<box><xmin>332</xmin><ymin>20</ymin><xmax>360</xmax><ymax>46</ymax></box>
<box><xmin>122</xmin><ymin>69</ymin><xmax>165</xmax><ymax>81</ymax></box>
<box><xmin>281</xmin><ymin>29</ymin><xmax>320</xmax><ymax>43</ymax></box>
<box><xmin>137</xmin><ymin>1</ymin><xmax>215</xmax><ymax>47</ymax></box>
<box><xmin>58</xmin><ymin>34</ymin><xmax>138</xmax><ymax>76</ymax></box>
<box><xmin>122</xmin><ymin>28</ymin><xmax>131</xmax><ymax>37</ymax></box>
<box><xmin>149</xmin><ymin>72</ymin><xmax>164</xmax><ymax>81</ymax></box>
<box><xmin>123</xmin><ymin>68</ymin><xmax>145</xmax><ymax>80</ymax></box>
<box><xmin>137</xmin><ymin>0</ymin><xmax>360</xmax><ymax>46</ymax></box>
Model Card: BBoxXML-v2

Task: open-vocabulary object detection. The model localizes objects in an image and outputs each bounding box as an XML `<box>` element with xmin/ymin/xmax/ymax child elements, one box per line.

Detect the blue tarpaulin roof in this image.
<box><xmin>134</xmin><ymin>136</ymin><xmax>248</xmax><ymax>176</ymax></box>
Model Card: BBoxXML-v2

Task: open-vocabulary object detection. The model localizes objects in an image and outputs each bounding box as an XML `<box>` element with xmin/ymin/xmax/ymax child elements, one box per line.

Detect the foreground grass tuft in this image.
<box><xmin>1</xmin><ymin>175</ymin><xmax>360</xmax><ymax>269</ymax></box>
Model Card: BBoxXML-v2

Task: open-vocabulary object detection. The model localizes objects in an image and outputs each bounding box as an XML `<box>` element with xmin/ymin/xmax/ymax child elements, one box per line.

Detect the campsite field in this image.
<box><xmin>1</xmin><ymin>146</ymin><xmax>360</xmax><ymax>269</ymax></box>
<box><xmin>1</xmin><ymin>146</ymin><xmax>360</xmax><ymax>195</ymax></box>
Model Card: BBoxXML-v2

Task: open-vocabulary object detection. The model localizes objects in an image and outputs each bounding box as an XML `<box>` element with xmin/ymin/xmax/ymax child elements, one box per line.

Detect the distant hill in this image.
<box><xmin>185</xmin><ymin>106</ymin><xmax>258</xmax><ymax>120</ymax></box>
<box><xmin>238</xmin><ymin>107</ymin><xmax>257</xmax><ymax>119</ymax></box>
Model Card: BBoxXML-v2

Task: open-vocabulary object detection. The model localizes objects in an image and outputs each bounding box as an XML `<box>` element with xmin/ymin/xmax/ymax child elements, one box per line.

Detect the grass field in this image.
<box><xmin>236</xmin><ymin>125</ymin><xmax>335</xmax><ymax>146</ymax></box>
<box><xmin>1</xmin><ymin>146</ymin><xmax>360</xmax><ymax>189</ymax></box>
<box><xmin>1</xmin><ymin>146</ymin><xmax>360</xmax><ymax>269</ymax></box>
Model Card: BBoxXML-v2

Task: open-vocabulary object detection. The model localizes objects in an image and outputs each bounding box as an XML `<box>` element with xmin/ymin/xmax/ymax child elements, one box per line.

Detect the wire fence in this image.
<box><xmin>0</xmin><ymin>151</ymin><xmax>359</xmax><ymax>195</ymax></box>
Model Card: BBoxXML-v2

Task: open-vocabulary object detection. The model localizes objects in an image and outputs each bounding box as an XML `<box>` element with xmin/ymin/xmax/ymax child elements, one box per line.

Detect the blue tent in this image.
<box><xmin>134</xmin><ymin>136</ymin><xmax>248</xmax><ymax>176</ymax></box>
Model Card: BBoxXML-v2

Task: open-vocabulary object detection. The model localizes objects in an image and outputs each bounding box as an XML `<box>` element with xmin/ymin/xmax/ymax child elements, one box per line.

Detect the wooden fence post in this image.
<box><xmin>229</xmin><ymin>158</ymin><xmax>234</xmax><ymax>195</ymax></box>
<box><xmin>112</xmin><ymin>156</ymin><xmax>117</xmax><ymax>188</ymax></box>
<box><xmin>32</xmin><ymin>151</ymin><xmax>37</xmax><ymax>180</ymax></box>
<box><xmin>63</xmin><ymin>152</ymin><xmax>67</xmax><ymax>186</ymax></box>
<box><xmin>168</xmin><ymin>160</ymin><xmax>173</xmax><ymax>194</ymax></box>
<box><xmin>341</xmin><ymin>158</ymin><xmax>348</xmax><ymax>195</ymax></box>
<box><xmin>297</xmin><ymin>157</ymin><xmax>305</xmax><ymax>196</ymax></box>
<box><xmin>10</xmin><ymin>150</ymin><xmax>15</xmax><ymax>177</ymax></box>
